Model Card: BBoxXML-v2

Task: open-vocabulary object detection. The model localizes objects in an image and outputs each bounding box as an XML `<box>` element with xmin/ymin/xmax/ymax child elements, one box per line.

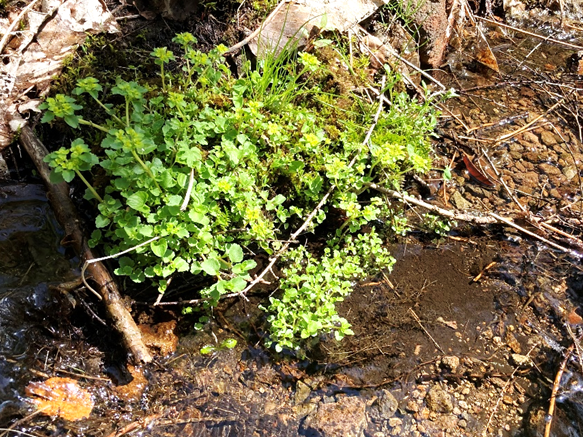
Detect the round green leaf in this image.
<box><xmin>201</xmin><ymin>258</ymin><xmax>220</xmax><ymax>276</ymax></box>
<box><xmin>227</xmin><ymin>244</ymin><xmax>244</xmax><ymax>264</ymax></box>
<box><xmin>151</xmin><ymin>239</ymin><xmax>168</xmax><ymax>258</ymax></box>
<box><xmin>126</xmin><ymin>191</ymin><xmax>148</xmax><ymax>211</ymax></box>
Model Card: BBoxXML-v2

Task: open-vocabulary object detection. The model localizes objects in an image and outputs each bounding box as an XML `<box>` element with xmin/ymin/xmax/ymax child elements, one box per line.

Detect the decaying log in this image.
<box><xmin>18</xmin><ymin>124</ymin><xmax>153</xmax><ymax>364</ymax></box>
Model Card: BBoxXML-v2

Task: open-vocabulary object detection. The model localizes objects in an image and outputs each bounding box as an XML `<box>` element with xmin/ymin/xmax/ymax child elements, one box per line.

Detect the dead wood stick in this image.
<box><xmin>494</xmin><ymin>99</ymin><xmax>564</xmax><ymax>144</ymax></box>
<box><xmin>18</xmin><ymin>125</ymin><xmax>152</xmax><ymax>364</ymax></box>
<box><xmin>367</xmin><ymin>183</ymin><xmax>498</xmax><ymax>224</ymax></box>
<box><xmin>490</xmin><ymin>212</ymin><xmax>577</xmax><ymax>256</ymax></box>
<box><xmin>409</xmin><ymin>308</ymin><xmax>444</xmax><ymax>354</ymax></box>
<box><xmin>544</xmin><ymin>344</ymin><xmax>574</xmax><ymax>437</ymax></box>
<box><xmin>106</xmin><ymin>413</ymin><xmax>162</xmax><ymax>437</ymax></box>
<box><xmin>368</xmin><ymin>183</ymin><xmax>580</xmax><ymax>257</ymax></box>
<box><xmin>483</xmin><ymin>345</ymin><xmax>536</xmax><ymax>436</ymax></box>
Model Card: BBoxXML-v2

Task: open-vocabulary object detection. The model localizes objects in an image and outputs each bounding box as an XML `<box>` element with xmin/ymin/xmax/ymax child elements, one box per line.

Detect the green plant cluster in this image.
<box><xmin>263</xmin><ymin>230</ymin><xmax>394</xmax><ymax>353</ymax></box>
<box><xmin>41</xmin><ymin>32</ymin><xmax>439</xmax><ymax>351</ymax></box>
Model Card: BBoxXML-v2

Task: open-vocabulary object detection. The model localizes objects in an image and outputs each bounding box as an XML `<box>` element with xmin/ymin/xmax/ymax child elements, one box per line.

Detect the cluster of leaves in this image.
<box><xmin>41</xmin><ymin>32</ymin><xmax>439</xmax><ymax>351</ymax></box>
<box><xmin>263</xmin><ymin>230</ymin><xmax>394</xmax><ymax>353</ymax></box>
<box><xmin>421</xmin><ymin>213</ymin><xmax>456</xmax><ymax>237</ymax></box>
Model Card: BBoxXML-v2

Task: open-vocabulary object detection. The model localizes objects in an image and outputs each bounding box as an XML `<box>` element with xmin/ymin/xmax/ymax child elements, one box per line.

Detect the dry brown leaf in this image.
<box><xmin>474</xmin><ymin>22</ymin><xmax>499</xmax><ymax>73</ymax></box>
<box><xmin>26</xmin><ymin>377</ymin><xmax>93</xmax><ymax>421</ymax></box>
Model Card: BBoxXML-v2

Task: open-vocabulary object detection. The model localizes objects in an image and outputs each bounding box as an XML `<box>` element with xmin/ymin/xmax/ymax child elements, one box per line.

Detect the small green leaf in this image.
<box><xmin>126</xmin><ymin>191</ymin><xmax>149</xmax><ymax>212</ymax></box>
<box><xmin>201</xmin><ymin>258</ymin><xmax>220</xmax><ymax>276</ymax></box>
<box><xmin>61</xmin><ymin>169</ymin><xmax>75</xmax><ymax>183</ymax></box>
<box><xmin>227</xmin><ymin>244</ymin><xmax>244</xmax><ymax>264</ymax></box>
<box><xmin>41</xmin><ymin>112</ymin><xmax>55</xmax><ymax>123</ymax></box>
<box><xmin>49</xmin><ymin>170</ymin><xmax>65</xmax><ymax>184</ymax></box>
<box><xmin>95</xmin><ymin>215</ymin><xmax>110</xmax><ymax>228</ymax></box>
<box><xmin>220</xmin><ymin>338</ymin><xmax>237</xmax><ymax>349</ymax></box>
<box><xmin>173</xmin><ymin>257</ymin><xmax>189</xmax><ymax>272</ymax></box>
<box><xmin>200</xmin><ymin>345</ymin><xmax>216</xmax><ymax>355</ymax></box>
<box><xmin>443</xmin><ymin>167</ymin><xmax>452</xmax><ymax>181</ymax></box>
<box><xmin>64</xmin><ymin>115</ymin><xmax>80</xmax><ymax>129</ymax></box>
<box><xmin>151</xmin><ymin>239</ymin><xmax>168</xmax><ymax>257</ymax></box>
<box><xmin>229</xmin><ymin>276</ymin><xmax>247</xmax><ymax>292</ymax></box>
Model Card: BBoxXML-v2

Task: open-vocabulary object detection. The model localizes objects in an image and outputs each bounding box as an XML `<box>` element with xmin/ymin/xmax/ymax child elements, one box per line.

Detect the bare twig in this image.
<box><xmin>236</xmin><ymin>185</ymin><xmax>335</xmax><ymax>300</ymax></box>
<box><xmin>489</xmin><ymin>213</ymin><xmax>578</xmax><ymax>256</ymax></box>
<box><xmin>409</xmin><ymin>308</ymin><xmax>444</xmax><ymax>354</ymax></box>
<box><xmin>483</xmin><ymin>345</ymin><xmax>536</xmax><ymax>436</ymax></box>
<box><xmin>225</xmin><ymin>0</ymin><xmax>293</xmax><ymax>55</ymax></box>
<box><xmin>472</xmin><ymin>261</ymin><xmax>496</xmax><ymax>282</ymax></box>
<box><xmin>368</xmin><ymin>183</ymin><xmax>581</xmax><ymax>257</ymax></box>
<box><xmin>494</xmin><ymin>99</ymin><xmax>564</xmax><ymax>144</ymax></box>
<box><xmin>544</xmin><ymin>344</ymin><xmax>574</xmax><ymax>437</ymax></box>
<box><xmin>480</xmin><ymin>149</ymin><xmax>526</xmax><ymax>213</ymax></box>
<box><xmin>367</xmin><ymin>183</ymin><xmax>498</xmax><ymax>224</ymax></box>
<box><xmin>355</xmin><ymin>26</ymin><xmax>447</xmax><ymax>92</ymax></box>
<box><xmin>81</xmin><ymin>236</ymin><xmax>161</xmax><ymax>300</ymax></box>
<box><xmin>105</xmin><ymin>414</ymin><xmax>163</xmax><ymax>437</ymax></box>
<box><xmin>180</xmin><ymin>168</ymin><xmax>195</xmax><ymax>211</ymax></box>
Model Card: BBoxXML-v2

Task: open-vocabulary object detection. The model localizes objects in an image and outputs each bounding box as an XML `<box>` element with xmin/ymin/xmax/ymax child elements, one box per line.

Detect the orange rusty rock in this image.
<box><xmin>26</xmin><ymin>377</ymin><xmax>93</xmax><ymax>421</ymax></box>
<box><xmin>139</xmin><ymin>320</ymin><xmax>178</xmax><ymax>357</ymax></box>
<box><xmin>114</xmin><ymin>365</ymin><xmax>148</xmax><ymax>403</ymax></box>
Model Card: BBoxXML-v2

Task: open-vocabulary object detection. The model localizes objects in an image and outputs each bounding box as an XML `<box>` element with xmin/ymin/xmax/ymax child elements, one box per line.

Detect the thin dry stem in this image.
<box><xmin>544</xmin><ymin>344</ymin><xmax>574</xmax><ymax>437</ymax></box>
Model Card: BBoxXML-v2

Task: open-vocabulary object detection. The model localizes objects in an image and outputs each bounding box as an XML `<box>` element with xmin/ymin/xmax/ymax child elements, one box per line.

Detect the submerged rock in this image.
<box><xmin>426</xmin><ymin>385</ymin><xmax>454</xmax><ymax>414</ymax></box>
<box><xmin>369</xmin><ymin>389</ymin><xmax>399</xmax><ymax>422</ymax></box>
<box><xmin>302</xmin><ymin>396</ymin><xmax>367</xmax><ymax>437</ymax></box>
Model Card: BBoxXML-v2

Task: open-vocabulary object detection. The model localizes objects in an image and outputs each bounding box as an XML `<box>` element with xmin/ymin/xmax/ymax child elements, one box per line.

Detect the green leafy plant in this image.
<box><xmin>421</xmin><ymin>213</ymin><xmax>456</xmax><ymax>237</ymax></box>
<box><xmin>263</xmin><ymin>230</ymin><xmax>394</xmax><ymax>353</ymax></box>
<box><xmin>41</xmin><ymin>32</ymin><xmax>440</xmax><ymax>352</ymax></box>
<box><xmin>200</xmin><ymin>338</ymin><xmax>238</xmax><ymax>355</ymax></box>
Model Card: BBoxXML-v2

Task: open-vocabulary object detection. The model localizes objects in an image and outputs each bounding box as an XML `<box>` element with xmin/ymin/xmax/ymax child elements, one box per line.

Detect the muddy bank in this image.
<box><xmin>1</xmin><ymin>229</ymin><xmax>583</xmax><ymax>436</ymax></box>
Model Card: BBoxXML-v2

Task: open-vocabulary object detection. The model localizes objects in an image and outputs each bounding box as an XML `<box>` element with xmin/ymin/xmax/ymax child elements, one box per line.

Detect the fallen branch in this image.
<box><xmin>367</xmin><ymin>183</ymin><xmax>498</xmax><ymax>224</ymax></box>
<box><xmin>490</xmin><ymin>212</ymin><xmax>577</xmax><ymax>256</ymax></box>
<box><xmin>368</xmin><ymin>183</ymin><xmax>581</xmax><ymax>257</ymax></box>
<box><xmin>18</xmin><ymin>124</ymin><xmax>152</xmax><ymax>364</ymax></box>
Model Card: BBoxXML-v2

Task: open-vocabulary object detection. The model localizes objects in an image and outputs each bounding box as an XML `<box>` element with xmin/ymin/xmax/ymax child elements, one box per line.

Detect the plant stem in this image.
<box><xmin>92</xmin><ymin>97</ymin><xmax>125</xmax><ymax>126</ymax></box>
<box><xmin>74</xmin><ymin>170</ymin><xmax>104</xmax><ymax>202</ymax></box>
<box><xmin>161</xmin><ymin>64</ymin><xmax>166</xmax><ymax>93</ymax></box>
<box><xmin>131</xmin><ymin>149</ymin><xmax>161</xmax><ymax>191</ymax></box>
<box><xmin>79</xmin><ymin>119</ymin><xmax>109</xmax><ymax>133</ymax></box>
